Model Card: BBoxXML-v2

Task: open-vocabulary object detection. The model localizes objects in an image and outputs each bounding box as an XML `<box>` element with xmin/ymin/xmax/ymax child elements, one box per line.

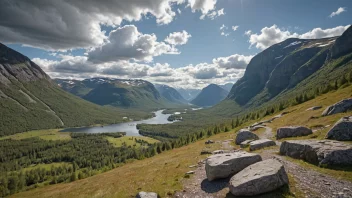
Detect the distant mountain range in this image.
<box><xmin>176</xmin><ymin>88</ymin><xmax>201</xmax><ymax>101</ymax></box>
<box><xmin>0</xmin><ymin>43</ymin><xmax>148</xmax><ymax>136</ymax></box>
<box><xmin>219</xmin><ymin>83</ymin><xmax>234</xmax><ymax>92</ymax></box>
<box><xmin>190</xmin><ymin>84</ymin><xmax>229</xmax><ymax>107</ymax></box>
<box><xmin>154</xmin><ymin>84</ymin><xmax>187</xmax><ymax>104</ymax></box>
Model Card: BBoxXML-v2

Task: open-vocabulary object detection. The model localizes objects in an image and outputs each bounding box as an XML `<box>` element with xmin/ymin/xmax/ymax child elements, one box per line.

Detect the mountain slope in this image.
<box><xmin>0</xmin><ymin>43</ymin><xmax>148</xmax><ymax>136</ymax></box>
<box><xmin>219</xmin><ymin>83</ymin><xmax>233</xmax><ymax>92</ymax></box>
<box><xmin>214</xmin><ymin>25</ymin><xmax>352</xmax><ymax>115</ymax></box>
<box><xmin>155</xmin><ymin>84</ymin><xmax>187</xmax><ymax>104</ymax></box>
<box><xmin>176</xmin><ymin>88</ymin><xmax>201</xmax><ymax>101</ymax></box>
<box><xmin>190</xmin><ymin>84</ymin><xmax>228</xmax><ymax>107</ymax></box>
<box><xmin>56</xmin><ymin>78</ymin><xmax>171</xmax><ymax>109</ymax></box>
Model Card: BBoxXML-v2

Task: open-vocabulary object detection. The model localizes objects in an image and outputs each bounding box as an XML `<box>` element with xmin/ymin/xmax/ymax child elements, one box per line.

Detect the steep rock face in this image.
<box><xmin>191</xmin><ymin>84</ymin><xmax>228</xmax><ymax>107</ymax></box>
<box><xmin>227</xmin><ymin>38</ymin><xmax>305</xmax><ymax>105</ymax></box>
<box><xmin>331</xmin><ymin>25</ymin><xmax>352</xmax><ymax>58</ymax></box>
<box><xmin>227</xmin><ymin>37</ymin><xmax>335</xmax><ymax>106</ymax></box>
<box><xmin>0</xmin><ymin>43</ymin><xmax>49</xmax><ymax>84</ymax></box>
<box><xmin>154</xmin><ymin>84</ymin><xmax>187</xmax><ymax>104</ymax></box>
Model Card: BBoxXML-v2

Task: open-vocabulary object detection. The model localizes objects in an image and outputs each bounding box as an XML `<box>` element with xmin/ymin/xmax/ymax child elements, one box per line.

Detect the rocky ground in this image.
<box><xmin>175</xmin><ymin>122</ymin><xmax>352</xmax><ymax>198</ymax></box>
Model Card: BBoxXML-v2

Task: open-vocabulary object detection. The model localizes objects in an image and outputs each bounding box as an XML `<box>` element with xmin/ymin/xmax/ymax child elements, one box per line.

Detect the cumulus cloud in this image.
<box><xmin>88</xmin><ymin>25</ymin><xmax>179</xmax><ymax>63</ymax></box>
<box><xmin>33</xmin><ymin>52</ymin><xmax>253</xmax><ymax>89</ymax></box>
<box><xmin>0</xmin><ymin>0</ymin><xmax>220</xmax><ymax>51</ymax></box>
<box><xmin>232</xmin><ymin>26</ymin><xmax>239</xmax><ymax>31</ymax></box>
<box><xmin>202</xmin><ymin>8</ymin><xmax>225</xmax><ymax>20</ymax></box>
<box><xmin>329</xmin><ymin>7</ymin><xmax>346</xmax><ymax>18</ymax></box>
<box><xmin>213</xmin><ymin>54</ymin><xmax>254</xmax><ymax>69</ymax></box>
<box><xmin>164</xmin><ymin>30</ymin><xmax>192</xmax><ymax>45</ymax></box>
<box><xmin>246</xmin><ymin>24</ymin><xmax>351</xmax><ymax>50</ymax></box>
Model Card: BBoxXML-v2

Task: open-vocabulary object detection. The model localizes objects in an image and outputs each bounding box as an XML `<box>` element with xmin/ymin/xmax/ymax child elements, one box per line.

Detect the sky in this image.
<box><xmin>0</xmin><ymin>0</ymin><xmax>351</xmax><ymax>89</ymax></box>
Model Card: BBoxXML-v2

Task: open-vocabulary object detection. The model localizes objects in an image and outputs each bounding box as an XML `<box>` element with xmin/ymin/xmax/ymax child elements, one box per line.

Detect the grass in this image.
<box><xmin>105</xmin><ymin>136</ymin><xmax>159</xmax><ymax>148</ymax></box>
<box><xmin>0</xmin><ymin>129</ymin><xmax>71</xmax><ymax>141</ymax></box>
<box><xmin>8</xmin><ymin>85</ymin><xmax>352</xmax><ymax>198</ymax></box>
<box><xmin>259</xmin><ymin>85</ymin><xmax>352</xmax><ymax>142</ymax></box>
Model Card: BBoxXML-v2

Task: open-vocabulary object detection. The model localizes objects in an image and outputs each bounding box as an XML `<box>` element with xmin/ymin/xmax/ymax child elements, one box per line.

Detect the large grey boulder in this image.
<box><xmin>205</xmin><ymin>152</ymin><xmax>262</xmax><ymax>181</ymax></box>
<box><xmin>229</xmin><ymin>159</ymin><xmax>289</xmax><ymax>196</ymax></box>
<box><xmin>326</xmin><ymin>116</ymin><xmax>352</xmax><ymax>141</ymax></box>
<box><xmin>322</xmin><ymin>98</ymin><xmax>352</xmax><ymax>116</ymax></box>
<box><xmin>136</xmin><ymin>191</ymin><xmax>158</xmax><ymax>198</ymax></box>
<box><xmin>235</xmin><ymin>129</ymin><xmax>259</xmax><ymax>145</ymax></box>
<box><xmin>249</xmin><ymin>139</ymin><xmax>276</xmax><ymax>151</ymax></box>
<box><xmin>276</xmin><ymin>126</ymin><xmax>312</xmax><ymax>139</ymax></box>
<box><xmin>280</xmin><ymin>140</ymin><xmax>352</xmax><ymax>166</ymax></box>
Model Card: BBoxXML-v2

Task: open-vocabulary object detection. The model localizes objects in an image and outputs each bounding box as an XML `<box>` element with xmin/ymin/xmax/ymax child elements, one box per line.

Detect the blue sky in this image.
<box><xmin>1</xmin><ymin>0</ymin><xmax>351</xmax><ymax>88</ymax></box>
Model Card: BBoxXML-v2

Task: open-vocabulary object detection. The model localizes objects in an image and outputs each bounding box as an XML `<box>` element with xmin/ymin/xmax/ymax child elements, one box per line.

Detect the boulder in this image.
<box><xmin>322</xmin><ymin>98</ymin><xmax>352</xmax><ymax>116</ymax></box>
<box><xmin>205</xmin><ymin>140</ymin><xmax>215</xmax><ymax>144</ymax></box>
<box><xmin>249</xmin><ymin>139</ymin><xmax>276</xmax><ymax>151</ymax></box>
<box><xmin>229</xmin><ymin>159</ymin><xmax>289</xmax><ymax>196</ymax></box>
<box><xmin>276</xmin><ymin>126</ymin><xmax>312</xmax><ymax>139</ymax></box>
<box><xmin>235</xmin><ymin>129</ymin><xmax>259</xmax><ymax>145</ymax></box>
<box><xmin>136</xmin><ymin>191</ymin><xmax>158</xmax><ymax>198</ymax></box>
<box><xmin>326</xmin><ymin>116</ymin><xmax>352</xmax><ymax>141</ymax></box>
<box><xmin>280</xmin><ymin>140</ymin><xmax>352</xmax><ymax>166</ymax></box>
<box><xmin>205</xmin><ymin>152</ymin><xmax>262</xmax><ymax>181</ymax></box>
<box><xmin>212</xmin><ymin>150</ymin><xmax>229</xmax><ymax>154</ymax></box>
<box><xmin>306</xmin><ymin>106</ymin><xmax>322</xmax><ymax>111</ymax></box>
<box><xmin>200</xmin><ymin>149</ymin><xmax>212</xmax><ymax>155</ymax></box>
<box><xmin>240</xmin><ymin>140</ymin><xmax>254</xmax><ymax>148</ymax></box>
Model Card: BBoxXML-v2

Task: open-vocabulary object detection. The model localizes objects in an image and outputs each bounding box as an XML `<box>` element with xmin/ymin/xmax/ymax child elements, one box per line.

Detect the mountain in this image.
<box><xmin>217</xmin><ymin>25</ymin><xmax>352</xmax><ymax>115</ymax></box>
<box><xmin>154</xmin><ymin>84</ymin><xmax>187</xmax><ymax>104</ymax></box>
<box><xmin>176</xmin><ymin>88</ymin><xmax>201</xmax><ymax>101</ymax></box>
<box><xmin>219</xmin><ymin>83</ymin><xmax>234</xmax><ymax>92</ymax></box>
<box><xmin>190</xmin><ymin>84</ymin><xmax>229</xmax><ymax>107</ymax></box>
<box><xmin>0</xmin><ymin>43</ymin><xmax>148</xmax><ymax>137</ymax></box>
<box><xmin>56</xmin><ymin>78</ymin><xmax>167</xmax><ymax>109</ymax></box>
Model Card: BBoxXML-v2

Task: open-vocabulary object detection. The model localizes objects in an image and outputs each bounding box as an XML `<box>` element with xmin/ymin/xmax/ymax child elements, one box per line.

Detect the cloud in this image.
<box><xmin>329</xmin><ymin>7</ymin><xmax>346</xmax><ymax>18</ymax></box>
<box><xmin>299</xmin><ymin>25</ymin><xmax>350</xmax><ymax>39</ymax></box>
<box><xmin>203</xmin><ymin>8</ymin><xmax>225</xmax><ymax>20</ymax></box>
<box><xmin>220</xmin><ymin>24</ymin><xmax>227</xmax><ymax>30</ymax></box>
<box><xmin>164</xmin><ymin>30</ymin><xmax>192</xmax><ymax>45</ymax></box>
<box><xmin>0</xmin><ymin>0</ymin><xmax>219</xmax><ymax>51</ymax></box>
<box><xmin>88</xmin><ymin>25</ymin><xmax>179</xmax><ymax>63</ymax></box>
<box><xmin>33</xmin><ymin>52</ymin><xmax>252</xmax><ymax>89</ymax></box>
<box><xmin>213</xmin><ymin>54</ymin><xmax>254</xmax><ymax>69</ymax></box>
<box><xmin>232</xmin><ymin>26</ymin><xmax>239</xmax><ymax>31</ymax></box>
<box><xmin>246</xmin><ymin>24</ymin><xmax>351</xmax><ymax>50</ymax></box>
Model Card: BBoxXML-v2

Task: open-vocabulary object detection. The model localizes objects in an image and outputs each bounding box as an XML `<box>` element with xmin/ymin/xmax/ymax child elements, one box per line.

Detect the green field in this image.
<box><xmin>0</xmin><ymin>129</ymin><xmax>71</xmax><ymax>141</ymax></box>
<box><xmin>106</xmin><ymin>136</ymin><xmax>159</xmax><ymax>148</ymax></box>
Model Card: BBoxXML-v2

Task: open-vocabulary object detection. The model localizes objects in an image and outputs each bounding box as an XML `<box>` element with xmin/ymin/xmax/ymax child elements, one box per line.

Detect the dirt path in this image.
<box><xmin>175</xmin><ymin>126</ymin><xmax>352</xmax><ymax>198</ymax></box>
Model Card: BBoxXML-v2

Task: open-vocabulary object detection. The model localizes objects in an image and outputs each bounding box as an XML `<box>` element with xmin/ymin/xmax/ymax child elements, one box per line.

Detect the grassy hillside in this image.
<box><xmin>8</xmin><ymin>84</ymin><xmax>352</xmax><ymax>198</ymax></box>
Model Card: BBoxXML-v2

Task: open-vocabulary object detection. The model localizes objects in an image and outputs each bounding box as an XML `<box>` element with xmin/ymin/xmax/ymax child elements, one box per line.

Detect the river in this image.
<box><xmin>60</xmin><ymin>110</ymin><xmax>174</xmax><ymax>136</ymax></box>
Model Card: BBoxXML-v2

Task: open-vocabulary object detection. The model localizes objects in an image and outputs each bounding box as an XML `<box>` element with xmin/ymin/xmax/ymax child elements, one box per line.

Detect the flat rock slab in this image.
<box><xmin>326</xmin><ymin>116</ymin><xmax>352</xmax><ymax>141</ymax></box>
<box><xmin>235</xmin><ymin>129</ymin><xmax>259</xmax><ymax>145</ymax></box>
<box><xmin>306</xmin><ymin>106</ymin><xmax>322</xmax><ymax>111</ymax></box>
<box><xmin>136</xmin><ymin>191</ymin><xmax>158</xmax><ymax>198</ymax></box>
<box><xmin>229</xmin><ymin>159</ymin><xmax>289</xmax><ymax>196</ymax></box>
<box><xmin>205</xmin><ymin>151</ymin><xmax>262</xmax><ymax>181</ymax></box>
<box><xmin>249</xmin><ymin>139</ymin><xmax>276</xmax><ymax>151</ymax></box>
<box><xmin>276</xmin><ymin>126</ymin><xmax>312</xmax><ymax>139</ymax></box>
<box><xmin>240</xmin><ymin>139</ymin><xmax>254</xmax><ymax>148</ymax></box>
<box><xmin>280</xmin><ymin>140</ymin><xmax>352</xmax><ymax>166</ymax></box>
<box><xmin>322</xmin><ymin>98</ymin><xmax>352</xmax><ymax>116</ymax></box>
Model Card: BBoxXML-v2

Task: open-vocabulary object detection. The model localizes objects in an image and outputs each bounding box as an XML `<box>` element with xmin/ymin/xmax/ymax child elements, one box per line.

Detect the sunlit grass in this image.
<box><xmin>105</xmin><ymin>136</ymin><xmax>159</xmax><ymax>148</ymax></box>
<box><xmin>0</xmin><ymin>129</ymin><xmax>71</xmax><ymax>141</ymax></box>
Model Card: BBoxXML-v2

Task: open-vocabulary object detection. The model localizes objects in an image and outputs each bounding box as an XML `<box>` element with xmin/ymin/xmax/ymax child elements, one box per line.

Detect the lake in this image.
<box><xmin>60</xmin><ymin>110</ymin><xmax>174</xmax><ymax>136</ymax></box>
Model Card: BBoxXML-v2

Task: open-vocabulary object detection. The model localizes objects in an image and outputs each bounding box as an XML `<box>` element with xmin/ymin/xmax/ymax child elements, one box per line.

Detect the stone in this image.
<box><xmin>322</xmin><ymin>98</ymin><xmax>352</xmax><ymax>116</ymax></box>
<box><xmin>136</xmin><ymin>191</ymin><xmax>158</xmax><ymax>198</ymax></box>
<box><xmin>212</xmin><ymin>150</ymin><xmax>229</xmax><ymax>154</ymax></box>
<box><xmin>200</xmin><ymin>149</ymin><xmax>212</xmax><ymax>155</ymax></box>
<box><xmin>326</xmin><ymin>116</ymin><xmax>352</xmax><ymax>141</ymax></box>
<box><xmin>249</xmin><ymin>139</ymin><xmax>276</xmax><ymax>151</ymax></box>
<box><xmin>235</xmin><ymin>129</ymin><xmax>259</xmax><ymax>145</ymax></box>
<box><xmin>240</xmin><ymin>140</ymin><xmax>254</xmax><ymax>148</ymax></box>
<box><xmin>188</xmin><ymin>165</ymin><xmax>197</xmax><ymax>168</ymax></box>
<box><xmin>280</xmin><ymin>140</ymin><xmax>352</xmax><ymax>166</ymax></box>
<box><xmin>276</xmin><ymin>126</ymin><xmax>313</xmax><ymax>139</ymax></box>
<box><xmin>306</xmin><ymin>106</ymin><xmax>322</xmax><ymax>111</ymax></box>
<box><xmin>205</xmin><ymin>152</ymin><xmax>262</xmax><ymax>181</ymax></box>
<box><xmin>205</xmin><ymin>140</ymin><xmax>215</xmax><ymax>144</ymax></box>
<box><xmin>229</xmin><ymin>159</ymin><xmax>289</xmax><ymax>196</ymax></box>
<box><xmin>186</xmin><ymin>171</ymin><xmax>195</xmax><ymax>175</ymax></box>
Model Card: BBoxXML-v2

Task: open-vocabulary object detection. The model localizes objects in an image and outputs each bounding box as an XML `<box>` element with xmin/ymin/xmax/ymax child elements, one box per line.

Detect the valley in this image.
<box><xmin>1</xmin><ymin>2</ymin><xmax>352</xmax><ymax>198</ymax></box>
